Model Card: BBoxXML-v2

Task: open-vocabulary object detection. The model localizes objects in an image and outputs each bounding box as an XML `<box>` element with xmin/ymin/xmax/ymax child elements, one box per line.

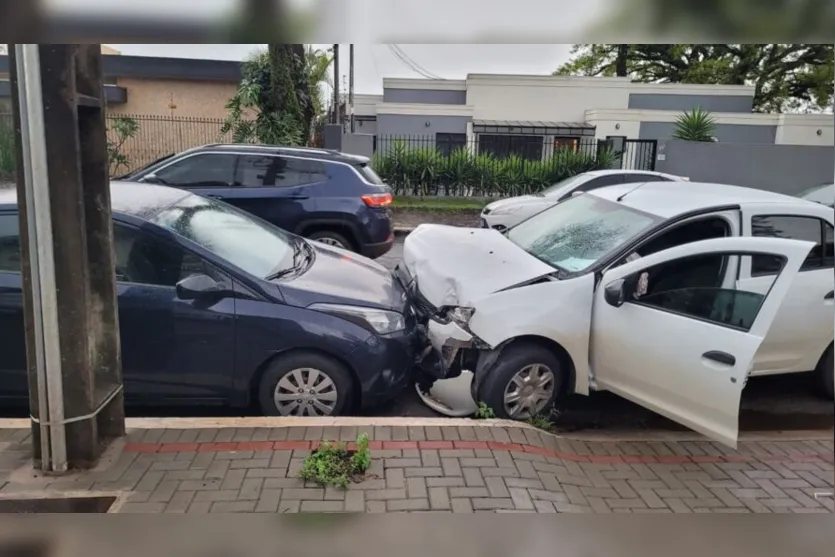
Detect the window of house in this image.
<box><xmin>0</xmin><ymin>214</ymin><xmax>21</xmax><ymax>273</ymax></box>
<box><xmin>435</xmin><ymin>133</ymin><xmax>467</xmax><ymax>156</ymax></box>
<box><xmin>153</xmin><ymin>154</ymin><xmax>237</xmax><ymax>189</ymax></box>
<box><xmin>553</xmin><ymin>137</ymin><xmax>579</xmax><ymax>152</ymax></box>
<box><xmin>631</xmin><ymin>253</ymin><xmax>772</xmax><ymax>332</ymax></box>
<box><xmin>750</xmin><ymin>215</ymin><xmax>833</xmax><ymax>275</ymax></box>
<box><xmin>113</xmin><ymin>224</ymin><xmax>208</xmax><ymax>287</ymax></box>
<box><xmin>478</xmin><ymin>134</ymin><xmax>543</xmax><ymax>161</ymax></box>
<box><xmin>237</xmin><ymin>156</ymin><xmax>327</xmax><ymax>188</ymax></box>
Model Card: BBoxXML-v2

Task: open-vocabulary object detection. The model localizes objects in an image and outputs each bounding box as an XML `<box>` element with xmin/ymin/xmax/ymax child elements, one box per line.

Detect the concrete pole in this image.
<box><xmin>9</xmin><ymin>44</ymin><xmax>125</xmax><ymax>472</ymax></box>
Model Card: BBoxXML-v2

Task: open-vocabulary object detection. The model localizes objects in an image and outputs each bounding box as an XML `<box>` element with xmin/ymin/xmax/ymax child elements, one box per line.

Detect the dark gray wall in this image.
<box><xmin>639</xmin><ymin>121</ymin><xmax>777</xmax><ymax>144</ymax></box>
<box><xmin>323</xmin><ymin>125</ymin><xmax>343</xmax><ymax>150</ymax></box>
<box><xmin>341</xmin><ymin>134</ymin><xmax>374</xmax><ymax>158</ymax></box>
<box><xmin>383</xmin><ymin>88</ymin><xmax>467</xmax><ymax>105</ymax></box>
<box><xmin>377</xmin><ymin>114</ymin><xmax>470</xmax><ymax>137</ymax></box>
<box><xmin>655</xmin><ymin>140</ymin><xmax>835</xmax><ymax>195</ymax></box>
<box><xmin>629</xmin><ymin>93</ymin><xmax>754</xmax><ymax>113</ymax></box>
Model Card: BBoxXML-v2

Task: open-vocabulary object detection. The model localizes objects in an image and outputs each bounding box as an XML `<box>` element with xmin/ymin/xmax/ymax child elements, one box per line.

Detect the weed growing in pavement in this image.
<box><xmin>473</xmin><ymin>402</ymin><xmax>496</xmax><ymax>419</ymax></box>
<box><xmin>526</xmin><ymin>413</ymin><xmax>556</xmax><ymax>432</ymax></box>
<box><xmin>299</xmin><ymin>433</ymin><xmax>372</xmax><ymax>488</ymax></box>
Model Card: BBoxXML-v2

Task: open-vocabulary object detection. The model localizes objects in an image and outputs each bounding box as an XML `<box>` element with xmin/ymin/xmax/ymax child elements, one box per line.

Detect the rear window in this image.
<box><xmin>356</xmin><ymin>164</ymin><xmax>384</xmax><ymax>185</ymax></box>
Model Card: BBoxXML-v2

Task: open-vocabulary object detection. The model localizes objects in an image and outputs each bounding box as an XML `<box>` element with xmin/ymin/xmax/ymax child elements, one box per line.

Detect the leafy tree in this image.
<box><xmin>222</xmin><ymin>45</ymin><xmax>331</xmax><ymax>146</ymax></box>
<box><xmin>106</xmin><ymin>116</ymin><xmax>140</xmax><ymax>176</ymax></box>
<box><xmin>555</xmin><ymin>44</ymin><xmax>834</xmax><ymax>113</ymax></box>
<box><xmin>672</xmin><ymin>108</ymin><xmax>716</xmax><ymax>142</ymax></box>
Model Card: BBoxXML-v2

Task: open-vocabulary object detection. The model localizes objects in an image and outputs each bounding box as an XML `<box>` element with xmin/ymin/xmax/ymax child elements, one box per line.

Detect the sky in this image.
<box><xmin>105</xmin><ymin>44</ymin><xmax>577</xmax><ymax>95</ymax></box>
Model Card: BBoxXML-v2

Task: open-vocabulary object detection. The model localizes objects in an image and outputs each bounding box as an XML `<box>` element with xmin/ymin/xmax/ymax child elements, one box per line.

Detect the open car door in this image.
<box><xmin>590</xmin><ymin>236</ymin><xmax>813</xmax><ymax>448</ymax></box>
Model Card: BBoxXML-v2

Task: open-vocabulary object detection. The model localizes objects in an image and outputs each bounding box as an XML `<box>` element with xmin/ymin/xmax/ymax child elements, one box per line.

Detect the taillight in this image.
<box><xmin>362</xmin><ymin>192</ymin><xmax>393</xmax><ymax>207</ymax></box>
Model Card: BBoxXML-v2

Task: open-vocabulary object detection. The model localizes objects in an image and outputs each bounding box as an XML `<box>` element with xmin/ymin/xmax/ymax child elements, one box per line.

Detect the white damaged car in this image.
<box><xmin>397</xmin><ymin>181</ymin><xmax>834</xmax><ymax>447</ymax></box>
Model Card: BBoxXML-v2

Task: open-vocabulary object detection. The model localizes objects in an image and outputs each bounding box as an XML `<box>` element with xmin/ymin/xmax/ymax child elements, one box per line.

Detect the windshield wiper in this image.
<box><xmin>264</xmin><ymin>237</ymin><xmax>314</xmax><ymax>281</ymax></box>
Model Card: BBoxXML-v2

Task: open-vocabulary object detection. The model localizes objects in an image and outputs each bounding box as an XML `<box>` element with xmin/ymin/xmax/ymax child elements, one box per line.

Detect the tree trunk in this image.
<box><xmin>615</xmin><ymin>44</ymin><xmax>629</xmax><ymax>76</ymax></box>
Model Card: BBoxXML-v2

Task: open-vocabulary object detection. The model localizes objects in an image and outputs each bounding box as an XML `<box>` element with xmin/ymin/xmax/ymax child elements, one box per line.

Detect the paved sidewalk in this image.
<box><xmin>1</xmin><ymin>421</ymin><xmax>832</xmax><ymax>513</ymax></box>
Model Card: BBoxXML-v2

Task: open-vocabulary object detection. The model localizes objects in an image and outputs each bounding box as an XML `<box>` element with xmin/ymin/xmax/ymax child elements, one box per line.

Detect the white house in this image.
<box><xmin>351</xmin><ymin>74</ymin><xmax>833</xmax><ymax>167</ymax></box>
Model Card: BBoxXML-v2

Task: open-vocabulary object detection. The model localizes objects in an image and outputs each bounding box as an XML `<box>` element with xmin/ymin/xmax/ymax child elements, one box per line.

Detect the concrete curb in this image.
<box><xmin>393</xmin><ymin>227</ymin><xmax>415</xmax><ymax>236</ymax></box>
<box><xmin>1</xmin><ymin>416</ymin><xmax>830</xmax><ymax>442</ymax></box>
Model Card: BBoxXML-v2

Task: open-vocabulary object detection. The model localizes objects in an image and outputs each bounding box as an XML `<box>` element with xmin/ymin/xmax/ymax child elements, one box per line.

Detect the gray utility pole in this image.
<box><xmin>9</xmin><ymin>44</ymin><xmax>125</xmax><ymax>472</ymax></box>
<box><xmin>349</xmin><ymin>44</ymin><xmax>355</xmax><ymax>133</ymax></box>
<box><xmin>333</xmin><ymin>44</ymin><xmax>340</xmax><ymax>125</ymax></box>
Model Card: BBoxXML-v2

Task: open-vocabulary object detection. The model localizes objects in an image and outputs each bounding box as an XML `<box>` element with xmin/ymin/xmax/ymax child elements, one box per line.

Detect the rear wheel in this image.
<box><xmin>477</xmin><ymin>343</ymin><xmax>564</xmax><ymax>420</ymax></box>
<box><xmin>307</xmin><ymin>230</ymin><xmax>354</xmax><ymax>252</ymax></box>
<box><xmin>815</xmin><ymin>344</ymin><xmax>833</xmax><ymax>400</ymax></box>
<box><xmin>258</xmin><ymin>352</ymin><xmax>354</xmax><ymax>417</ymax></box>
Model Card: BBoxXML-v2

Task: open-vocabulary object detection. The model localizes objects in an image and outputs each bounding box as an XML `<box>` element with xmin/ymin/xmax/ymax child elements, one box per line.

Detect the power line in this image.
<box><xmin>391</xmin><ymin>45</ymin><xmax>443</xmax><ymax>80</ymax></box>
<box><xmin>386</xmin><ymin>44</ymin><xmax>443</xmax><ymax>80</ymax></box>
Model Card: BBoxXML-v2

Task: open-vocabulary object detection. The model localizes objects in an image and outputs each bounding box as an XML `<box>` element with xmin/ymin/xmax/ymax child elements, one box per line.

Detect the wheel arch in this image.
<box><xmin>244</xmin><ymin>346</ymin><xmax>363</xmax><ymax>412</ymax></box>
<box><xmin>295</xmin><ymin>218</ymin><xmax>361</xmax><ymax>251</ymax></box>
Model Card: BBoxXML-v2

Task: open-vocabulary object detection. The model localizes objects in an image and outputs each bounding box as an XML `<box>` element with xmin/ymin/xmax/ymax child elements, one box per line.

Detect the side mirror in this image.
<box><xmin>142</xmin><ymin>173</ymin><xmax>162</xmax><ymax>184</ymax></box>
<box><xmin>571</xmin><ymin>190</ymin><xmax>585</xmax><ymax>197</ymax></box>
<box><xmin>176</xmin><ymin>274</ymin><xmax>221</xmax><ymax>300</ymax></box>
<box><xmin>603</xmin><ymin>278</ymin><xmax>626</xmax><ymax>308</ymax></box>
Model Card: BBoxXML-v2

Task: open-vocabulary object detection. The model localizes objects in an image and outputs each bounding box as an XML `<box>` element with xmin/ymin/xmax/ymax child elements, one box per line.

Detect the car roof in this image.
<box><xmin>583</xmin><ymin>169</ymin><xmax>682</xmax><ymax>179</ymax></box>
<box><xmin>589</xmin><ymin>181</ymin><xmax>814</xmax><ymax>218</ymax></box>
<box><xmin>181</xmin><ymin>144</ymin><xmax>371</xmax><ymax>165</ymax></box>
<box><xmin>0</xmin><ymin>181</ymin><xmax>191</xmax><ymax>220</ymax></box>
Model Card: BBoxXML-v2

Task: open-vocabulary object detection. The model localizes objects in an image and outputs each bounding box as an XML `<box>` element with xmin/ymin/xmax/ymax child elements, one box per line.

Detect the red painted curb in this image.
<box><xmin>123</xmin><ymin>440</ymin><xmax>834</xmax><ymax>466</ymax></box>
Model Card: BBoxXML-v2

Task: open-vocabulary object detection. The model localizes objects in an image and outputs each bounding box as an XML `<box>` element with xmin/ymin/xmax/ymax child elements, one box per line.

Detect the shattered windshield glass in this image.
<box><xmin>506</xmin><ymin>194</ymin><xmax>661</xmax><ymax>273</ymax></box>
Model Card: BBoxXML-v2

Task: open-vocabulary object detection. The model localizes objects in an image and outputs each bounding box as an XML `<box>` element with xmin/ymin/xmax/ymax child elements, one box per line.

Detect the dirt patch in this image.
<box><xmin>390</xmin><ymin>207</ymin><xmax>482</xmax><ymax>229</ymax></box>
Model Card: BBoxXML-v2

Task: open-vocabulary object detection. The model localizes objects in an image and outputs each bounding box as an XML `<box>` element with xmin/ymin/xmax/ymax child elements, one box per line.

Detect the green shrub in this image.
<box><xmin>373</xmin><ymin>141</ymin><xmax>617</xmax><ymax>197</ymax></box>
<box><xmin>299</xmin><ymin>434</ymin><xmax>372</xmax><ymax>489</ymax></box>
<box><xmin>0</xmin><ymin>115</ymin><xmax>16</xmax><ymax>180</ymax></box>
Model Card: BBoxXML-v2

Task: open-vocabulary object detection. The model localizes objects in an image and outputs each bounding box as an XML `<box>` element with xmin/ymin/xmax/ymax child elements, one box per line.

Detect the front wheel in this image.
<box><xmin>258</xmin><ymin>352</ymin><xmax>354</xmax><ymax>417</ymax></box>
<box><xmin>476</xmin><ymin>343</ymin><xmax>564</xmax><ymax>420</ymax></box>
<box><xmin>815</xmin><ymin>344</ymin><xmax>833</xmax><ymax>400</ymax></box>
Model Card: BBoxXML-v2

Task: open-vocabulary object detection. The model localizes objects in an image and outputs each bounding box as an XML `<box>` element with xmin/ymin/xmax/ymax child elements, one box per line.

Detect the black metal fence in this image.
<box><xmin>375</xmin><ymin>134</ymin><xmax>603</xmax><ymax>161</ymax></box>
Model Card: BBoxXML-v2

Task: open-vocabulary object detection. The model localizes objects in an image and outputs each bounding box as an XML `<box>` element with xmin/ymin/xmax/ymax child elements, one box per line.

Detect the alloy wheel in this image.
<box><xmin>503</xmin><ymin>364</ymin><xmax>555</xmax><ymax>419</ymax></box>
<box><xmin>273</xmin><ymin>368</ymin><xmax>339</xmax><ymax>416</ymax></box>
<box><xmin>314</xmin><ymin>237</ymin><xmax>346</xmax><ymax>249</ymax></box>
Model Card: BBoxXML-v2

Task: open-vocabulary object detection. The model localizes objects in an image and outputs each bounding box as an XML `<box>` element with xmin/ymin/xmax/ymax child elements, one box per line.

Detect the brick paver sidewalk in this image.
<box><xmin>1</xmin><ymin>423</ymin><xmax>832</xmax><ymax>513</ymax></box>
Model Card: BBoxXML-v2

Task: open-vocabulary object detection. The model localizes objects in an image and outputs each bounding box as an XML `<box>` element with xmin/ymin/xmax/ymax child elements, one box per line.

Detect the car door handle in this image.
<box><xmin>825</xmin><ymin>291</ymin><xmax>833</xmax><ymax>300</ymax></box>
<box><xmin>702</xmin><ymin>351</ymin><xmax>736</xmax><ymax>366</ymax></box>
<box><xmin>286</xmin><ymin>194</ymin><xmax>309</xmax><ymax>200</ymax></box>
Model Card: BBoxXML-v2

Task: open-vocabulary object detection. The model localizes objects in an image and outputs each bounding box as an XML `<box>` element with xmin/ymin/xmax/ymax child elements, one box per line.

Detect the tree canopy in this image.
<box><xmin>555</xmin><ymin>44</ymin><xmax>834</xmax><ymax>113</ymax></box>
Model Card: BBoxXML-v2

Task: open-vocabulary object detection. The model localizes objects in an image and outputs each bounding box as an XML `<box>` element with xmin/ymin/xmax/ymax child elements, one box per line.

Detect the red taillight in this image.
<box><xmin>362</xmin><ymin>192</ymin><xmax>393</xmax><ymax>207</ymax></box>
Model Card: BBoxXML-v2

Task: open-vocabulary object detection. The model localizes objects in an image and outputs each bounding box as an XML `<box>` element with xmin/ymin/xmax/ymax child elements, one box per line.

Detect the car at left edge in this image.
<box><xmin>0</xmin><ymin>182</ymin><xmax>417</xmax><ymax>416</ymax></box>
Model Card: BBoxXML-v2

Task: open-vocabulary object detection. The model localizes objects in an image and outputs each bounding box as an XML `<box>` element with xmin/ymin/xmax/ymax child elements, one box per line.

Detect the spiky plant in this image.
<box><xmin>672</xmin><ymin>107</ymin><xmax>716</xmax><ymax>142</ymax></box>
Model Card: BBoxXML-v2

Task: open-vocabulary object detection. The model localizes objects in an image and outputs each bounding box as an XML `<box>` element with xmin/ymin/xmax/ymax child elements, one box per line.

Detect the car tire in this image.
<box><xmin>477</xmin><ymin>343</ymin><xmax>564</xmax><ymax>421</ymax></box>
<box><xmin>307</xmin><ymin>230</ymin><xmax>355</xmax><ymax>252</ymax></box>
<box><xmin>815</xmin><ymin>344</ymin><xmax>833</xmax><ymax>400</ymax></box>
<box><xmin>258</xmin><ymin>351</ymin><xmax>354</xmax><ymax>417</ymax></box>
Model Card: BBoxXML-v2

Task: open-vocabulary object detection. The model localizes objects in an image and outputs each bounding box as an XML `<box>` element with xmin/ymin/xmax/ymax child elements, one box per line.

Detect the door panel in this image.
<box><xmin>591</xmin><ymin>236</ymin><xmax>812</xmax><ymax>447</ymax></box>
<box><xmin>214</xmin><ymin>155</ymin><xmax>327</xmax><ymax>233</ymax></box>
<box><xmin>738</xmin><ymin>205</ymin><xmax>834</xmax><ymax>374</ymax></box>
<box><xmin>0</xmin><ymin>271</ymin><xmax>28</xmax><ymax>404</ymax></box>
<box><xmin>113</xmin><ymin>223</ymin><xmax>237</xmax><ymax>404</ymax></box>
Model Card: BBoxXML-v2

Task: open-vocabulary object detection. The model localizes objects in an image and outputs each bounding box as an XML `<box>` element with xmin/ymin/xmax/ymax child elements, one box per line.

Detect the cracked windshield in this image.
<box><xmin>507</xmin><ymin>195</ymin><xmax>659</xmax><ymax>273</ymax></box>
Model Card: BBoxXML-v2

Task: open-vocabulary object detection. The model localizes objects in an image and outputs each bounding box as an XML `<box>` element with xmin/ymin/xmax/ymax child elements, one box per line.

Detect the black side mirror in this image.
<box><xmin>176</xmin><ymin>274</ymin><xmax>221</xmax><ymax>300</ymax></box>
<box><xmin>603</xmin><ymin>278</ymin><xmax>626</xmax><ymax>308</ymax></box>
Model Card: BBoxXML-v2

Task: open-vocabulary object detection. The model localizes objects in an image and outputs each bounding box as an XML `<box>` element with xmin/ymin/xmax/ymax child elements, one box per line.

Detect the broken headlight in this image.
<box><xmin>447</xmin><ymin>307</ymin><xmax>475</xmax><ymax>326</ymax></box>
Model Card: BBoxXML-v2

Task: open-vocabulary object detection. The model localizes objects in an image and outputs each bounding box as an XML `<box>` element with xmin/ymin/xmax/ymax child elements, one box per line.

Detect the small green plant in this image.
<box><xmin>106</xmin><ymin>116</ymin><xmax>140</xmax><ymax>176</ymax></box>
<box><xmin>526</xmin><ymin>413</ymin><xmax>556</xmax><ymax>432</ymax></box>
<box><xmin>672</xmin><ymin>107</ymin><xmax>716</xmax><ymax>142</ymax></box>
<box><xmin>473</xmin><ymin>402</ymin><xmax>496</xmax><ymax>420</ymax></box>
<box><xmin>299</xmin><ymin>433</ymin><xmax>371</xmax><ymax>488</ymax></box>
<box><xmin>0</xmin><ymin>114</ymin><xmax>16</xmax><ymax>180</ymax></box>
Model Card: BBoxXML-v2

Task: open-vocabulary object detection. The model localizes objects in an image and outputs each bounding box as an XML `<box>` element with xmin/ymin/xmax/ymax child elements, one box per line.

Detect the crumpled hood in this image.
<box><xmin>484</xmin><ymin>195</ymin><xmax>557</xmax><ymax>214</ymax></box>
<box><xmin>402</xmin><ymin>224</ymin><xmax>557</xmax><ymax>307</ymax></box>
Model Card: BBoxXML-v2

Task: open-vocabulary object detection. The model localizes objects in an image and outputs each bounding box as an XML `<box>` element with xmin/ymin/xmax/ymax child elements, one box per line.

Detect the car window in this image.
<box><xmin>113</xmin><ymin>224</ymin><xmax>208</xmax><ymax>287</ymax></box>
<box><xmin>154</xmin><ymin>154</ymin><xmax>237</xmax><ymax>189</ymax></box>
<box><xmin>151</xmin><ymin>193</ymin><xmax>294</xmax><ymax>279</ymax></box>
<box><xmin>751</xmin><ymin>215</ymin><xmax>832</xmax><ymax>275</ymax></box>
<box><xmin>630</xmin><ymin>253</ymin><xmax>774</xmax><ymax>332</ymax></box>
<box><xmin>356</xmin><ymin>163</ymin><xmax>384</xmax><ymax>185</ymax></box>
<box><xmin>576</xmin><ymin>174</ymin><xmax>624</xmax><ymax>193</ymax></box>
<box><xmin>0</xmin><ymin>214</ymin><xmax>21</xmax><ymax>272</ymax></box>
<box><xmin>539</xmin><ymin>174</ymin><xmax>590</xmax><ymax>198</ymax></box>
<box><xmin>507</xmin><ymin>194</ymin><xmax>661</xmax><ymax>274</ymax></box>
<box><xmin>237</xmin><ymin>155</ymin><xmax>327</xmax><ymax>188</ymax></box>
<box><xmin>627</xmin><ymin>174</ymin><xmax>666</xmax><ymax>183</ymax></box>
